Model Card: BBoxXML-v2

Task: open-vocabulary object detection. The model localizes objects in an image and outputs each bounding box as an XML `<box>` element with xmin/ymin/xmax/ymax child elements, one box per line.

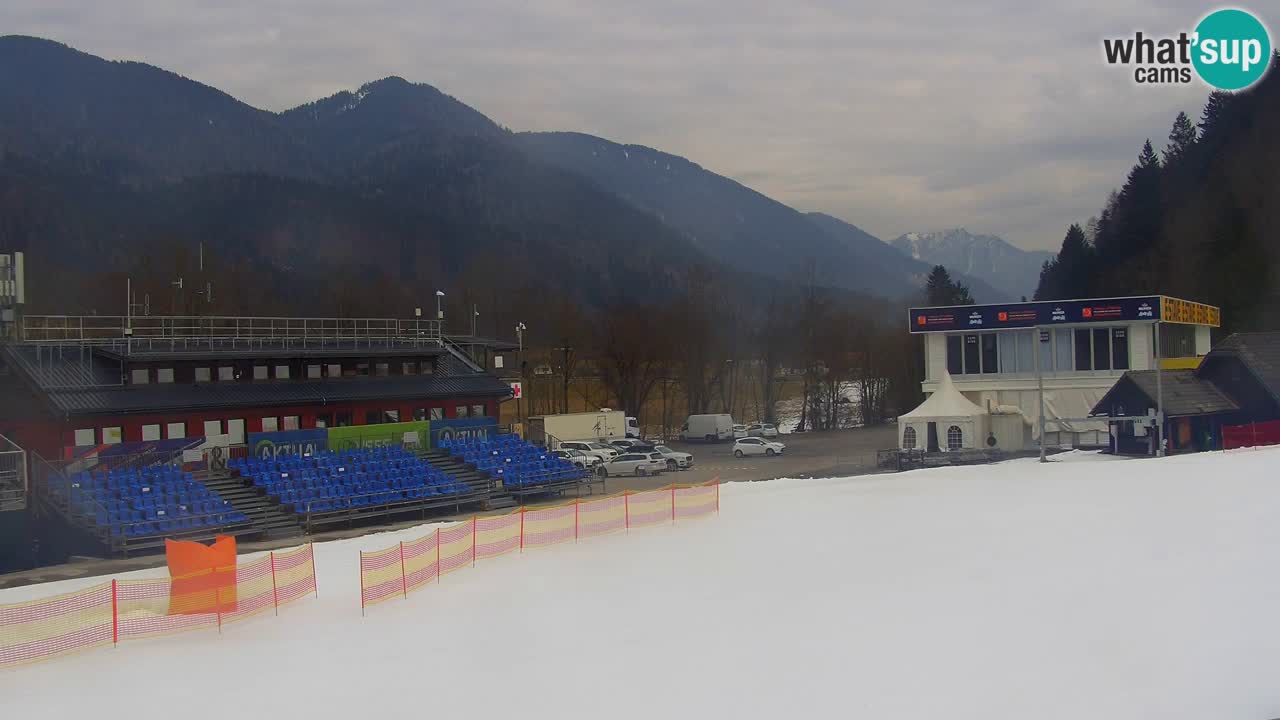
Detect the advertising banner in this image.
<box><xmin>326</xmin><ymin>421</ymin><xmax>431</xmax><ymax>451</ymax></box>
<box><xmin>429</xmin><ymin>418</ymin><xmax>498</xmax><ymax>448</ymax></box>
<box><xmin>247</xmin><ymin>429</ymin><xmax>328</xmax><ymax>460</ymax></box>
<box><xmin>910</xmin><ymin>296</ymin><xmax>1163</xmax><ymax>333</ymax></box>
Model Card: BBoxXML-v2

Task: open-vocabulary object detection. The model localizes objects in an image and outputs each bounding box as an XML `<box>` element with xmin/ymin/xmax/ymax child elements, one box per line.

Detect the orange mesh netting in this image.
<box><xmin>166</xmin><ymin>535</ymin><xmax>238</xmax><ymax>615</ymax></box>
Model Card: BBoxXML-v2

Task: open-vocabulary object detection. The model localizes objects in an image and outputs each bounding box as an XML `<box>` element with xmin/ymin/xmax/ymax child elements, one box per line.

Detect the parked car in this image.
<box><xmin>602</xmin><ymin>453</ymin><xmax>667</xmax><ymax>477</ymax></box>
<box><xmin>679</xmin><ymin>414</ymin><xmax>735</xmax><ymax>441</ymax></box>
<box><xmin>733</xmin><ymin>437</ymin><xmax>786</xmax><ymax>457</ymax></box>
<box><xmin>552</xmin><ymin>449</ymin><xmax>602</xmax><ymax>470</ymax></box>
<box><xmin>746</xmin><ymin>423</ymin><xmax>779</xmax><ymax>438</ymax></box>
<box><xmin>610</xmin><ymin>438</ymin><xmax>658</xmax><ymax>453</ymax></box>
<box><xmin>559</xmin><ymin>440</ymin><xmax>618</xmax><ymax>462</ymax></box>
<box><xmin>652</xmin><ymin>445</ymin><xmax>693</xmax><ymax>471</ymax></box>
<box><xmin>732</xmin><ymin>424</ymin><xmax>749</xmax><ymax>439</ymax></box>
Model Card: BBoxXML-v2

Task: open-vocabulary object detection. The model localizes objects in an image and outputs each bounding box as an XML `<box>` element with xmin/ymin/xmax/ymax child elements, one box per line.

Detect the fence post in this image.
<box><xmin>399</xmin><ymin>542</ymin><xmax>408</xmax><ymax>599</ymax></box>
<box><xmin>216</xmin><ymin>583</ymin><xmax>223</xmax><ymax>635</ymax></box>
<box><xmin>111</xmin><ymin>579</ymin><xmax>119</xmax><ymax>647</ymax></box>
<box><xmin>472</xmin><ymin>515</ymin><xmax>477</xmax><ymax>568</ymax></box>
<box><xmin>715</xmin><ymin>479</ymin><xmax>720</xmax><ymax>514</ymax></box>
<box><xmin>670</xmin><ymin>484</ymin><xmax>676</xmax><ymax>525</ymax></box>
<box><xmin>360</xmin><ymin>552</ymin><xmax>366</xmax><ymax>617</ymax></box>
<box><xmin>270</xmin><ymin>551</ymin><xmax>279</xmax><ymax>616</ymax></box>
<box><xmin>625</xmin><ymin>490</ymin><xmax>630</xmax><ymax>531</ymax></box>
<box><xmin>309</xmin><ymin>544</ymin><xmax>318</xmax><ymax>598</ymax></box>
<box><xmin>574</xmin><ymin>499</ymin><xmax>579</xmax><ymax>542</ymax></box>
<box><xmin>1253</xmin><ymin>423</ymin><xmax>1258</xmax><ymax>448</ymax></box>
<box><xmin>519</xmin><ymin>507</ymin><xmax>526</xmax><ymax>552</ymax></box>
<box><xmin>435</xmin><ymin>529</ymin><xmax>441</xmax><ymax>584</ymax></box>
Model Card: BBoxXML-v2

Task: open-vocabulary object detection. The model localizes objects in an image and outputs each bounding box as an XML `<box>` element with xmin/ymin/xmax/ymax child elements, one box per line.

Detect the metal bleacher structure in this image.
<box><xmin>14</xmin><ymin>314</ymin><xmax>600</xmax><ymax>556</ymax></box>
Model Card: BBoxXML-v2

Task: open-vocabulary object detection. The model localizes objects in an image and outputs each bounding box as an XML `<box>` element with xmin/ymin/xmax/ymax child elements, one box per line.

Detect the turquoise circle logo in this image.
<box><xmin>1192</xmin><ymin>9</ymin><xmax>1271</xmax><ymax>90</ymax></box>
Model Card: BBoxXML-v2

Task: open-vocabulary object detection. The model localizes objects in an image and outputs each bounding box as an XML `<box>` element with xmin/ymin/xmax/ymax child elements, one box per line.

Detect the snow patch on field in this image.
<box><xmin>5</xmin><ymin>448</ymin><xmax>1280</xmax><ymax>719</ymax></box>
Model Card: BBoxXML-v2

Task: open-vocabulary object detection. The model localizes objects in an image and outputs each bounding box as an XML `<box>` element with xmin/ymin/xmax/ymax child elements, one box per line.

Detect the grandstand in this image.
<box><xmin>437</xmin><ymin>433</ymin><xmax>593</xmax><ymax>503</ymax></box>
<box><xmin>228</xmin><ymin>446</ymin><xmax>488</xmax><ymax>531</ymax></box>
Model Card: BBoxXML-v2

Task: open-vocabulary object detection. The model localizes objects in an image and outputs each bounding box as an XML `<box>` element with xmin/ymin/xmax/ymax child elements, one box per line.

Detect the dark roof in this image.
<box><xmin>1</xmin><ymin>344</ymin><xmax>512</xmax><ymax>417</ymax></box>
<box><xmin>1204</xmin><ymin>332</ymin><xmax>1280</xmax><ymax>404</ymax></box>
<box><xmin>1091</xmin><ymin>369</ymin><xmax>1239</xmax><ymax>417</ymax></box>
<box><xmin>447</xmin><ymin>335</ymin><xmax>520</xmax><ymax>352</ymax></box>
<box><xmin>43</xmin><ymin>374</ymin><xmax>513</xmax><ymax>416</ymax></box>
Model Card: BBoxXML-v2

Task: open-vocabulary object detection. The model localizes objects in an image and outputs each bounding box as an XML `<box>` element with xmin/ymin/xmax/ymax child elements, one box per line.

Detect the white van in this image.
<box><xmin>679</xmin><ymin>414</ymin><xmax>735</xmax><ymax>442</ymax></box>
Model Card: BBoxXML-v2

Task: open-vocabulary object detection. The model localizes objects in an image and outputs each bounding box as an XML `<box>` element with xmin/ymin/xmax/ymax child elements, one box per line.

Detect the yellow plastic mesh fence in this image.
<box><xmin>358</xmin><ymin>480</ymin><xmax>720</xmax><ymax>613</ymax></box>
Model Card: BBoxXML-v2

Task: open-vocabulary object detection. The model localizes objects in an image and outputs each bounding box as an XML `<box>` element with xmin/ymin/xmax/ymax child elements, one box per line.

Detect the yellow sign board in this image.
<box><xmin>1161</xmin><ymin>296</ymin><xmax>1220</xmax><ymax>327</ymax></box>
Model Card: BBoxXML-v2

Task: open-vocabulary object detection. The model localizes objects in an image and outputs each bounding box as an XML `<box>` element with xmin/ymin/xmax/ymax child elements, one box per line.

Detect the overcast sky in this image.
<box><xmin>4</xmin><ymin>0</ymin><xmax>1228</xmax><ymax>250</ymax></box>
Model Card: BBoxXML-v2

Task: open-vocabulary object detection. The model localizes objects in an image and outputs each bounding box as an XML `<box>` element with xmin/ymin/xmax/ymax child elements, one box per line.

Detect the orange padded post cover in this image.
<box><xmin>166</xmin><ymin>535</ymin><xmax>238</xmax><ymax>615</ymax></box>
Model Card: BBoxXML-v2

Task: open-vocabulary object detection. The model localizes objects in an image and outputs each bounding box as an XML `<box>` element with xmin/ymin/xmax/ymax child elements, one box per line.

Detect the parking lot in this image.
<box><xmin>595</xmin><ymin>424</ymin><xmax>899</xmax><ymax>494</ymax></box>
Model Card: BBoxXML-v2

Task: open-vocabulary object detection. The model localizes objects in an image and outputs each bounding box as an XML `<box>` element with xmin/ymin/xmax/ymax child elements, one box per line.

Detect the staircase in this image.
<box><xmin>201</xmin><ymin>473</ymin><xmax>304</xmax><ymax>539</ymax></box>
<box><xmin>423</xmin><ymin>450</ymin><xmax>503</xmax><ymax>507</ymax></box>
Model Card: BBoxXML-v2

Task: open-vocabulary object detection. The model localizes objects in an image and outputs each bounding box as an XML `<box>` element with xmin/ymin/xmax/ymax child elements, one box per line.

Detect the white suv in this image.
<box><xmin>652</xmin><ymin>445</ymin><xmax>693</xmax><ymax>471</ymax></box>
<box><xmin>560</xmin><ymin>441</ymin><xmax>619</xmax><ymax>462</ymax></box>
<box><xmin>602</xmin><ymin>453</ymin><xmax>666</xmax><ymax>477</ymax></box>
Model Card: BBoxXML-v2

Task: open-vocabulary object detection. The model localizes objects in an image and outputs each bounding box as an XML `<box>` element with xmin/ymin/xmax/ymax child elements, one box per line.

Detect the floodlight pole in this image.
<box><xmin>1036</xmin><ymin>325</ymin><xmax>1046</xmax><ymax>463</ymax></box>
<box><xmin>1154</xmin><ymin>321</ymin><xmax>1165</xmax><ymax>456</ymax></box>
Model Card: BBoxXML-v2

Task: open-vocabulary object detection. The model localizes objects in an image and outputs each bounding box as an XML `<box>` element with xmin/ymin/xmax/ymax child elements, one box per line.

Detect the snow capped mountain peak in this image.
<box><xmin>889</xmin><ymin>228</ymin><xmax>1054</xmax><ymax>300</ymax></box>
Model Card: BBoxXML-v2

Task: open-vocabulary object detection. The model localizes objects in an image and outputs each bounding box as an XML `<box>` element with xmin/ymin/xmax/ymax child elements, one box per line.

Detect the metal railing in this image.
<box><xmin>20</xmin><ymin>315</ymin><xmax>444</xmax><ymax>351</ymax></box>
<box><xmin>0</xmin><ymin>433</ymin><xmax>27</xmax><ymax>512</ymax></box>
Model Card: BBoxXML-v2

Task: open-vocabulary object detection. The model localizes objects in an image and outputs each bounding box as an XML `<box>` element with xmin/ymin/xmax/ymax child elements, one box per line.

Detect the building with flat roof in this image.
<box><xmin>906</xmin><ymin>295</ymin><xmax>1220</xmax><ymax>449</ymax></box>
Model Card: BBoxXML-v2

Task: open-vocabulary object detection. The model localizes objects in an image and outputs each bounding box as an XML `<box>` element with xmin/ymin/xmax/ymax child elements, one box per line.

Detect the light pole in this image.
<box><xmin>472</xmin><ymin>305</ymin><xmax>479</xmax><ymax>338</ymax></box>
<box><xmin>435</xmin><ymin>290</ymin><xmax>445</xmax><ymax>334</ymax></box>
<box><xmin>516</xmin><ymin>322</ymin><xmax>527</xmax><ymax>426</ymax></box>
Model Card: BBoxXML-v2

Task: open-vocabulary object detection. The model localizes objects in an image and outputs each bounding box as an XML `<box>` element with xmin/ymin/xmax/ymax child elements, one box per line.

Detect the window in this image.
<box><xmin>357</xmin><ymin>363</ymin><xmax>370</xmax><ymax>377</ymax></box>
<box><xmin>307</xmin><ymin>365</ymin><xmax>322</xmax><ymax>379</ymax></box>
<box><xmin>1074</xmin><ymin>329</ymin><xmax>1093</xmax><ymax>371</ymax></box>
<box><xmin>283</xmin><ymin>416</ymin><xmax>300</xmax><ymax>431</ymax></box>
<box><xmin>413</xmin><ymin>408</ymin><xmax>427</xmax><ymax>421</ymax></box>
<box><xmin>142</xmin><ymin>424</ymin><xmax>161</xmax><ymax>441</ymax></box>
<box><xmin>980</xmin><ymin>334</ymin><xmax>998</xmax><ymax>374</ymax></box>
<box><xmin>365</xmin><ymin>411</ymin><xmax>381</xmax><ymax>425</ymax></box>
<box><xmin>902</xmin><ymin>426</ymin><xmax>917</xmax><ymax>449</ymax></box>
<box><xmin>946</xmin><ymin>425</ymin><xmax>963</xmax><ymax>450</ymax></box>
<box><xmin>261</xmin><ymin>417</ymin><xmax>279</xmax><ymax>433</ymax></box>
<box><xmin>471</xmin><ymin>404</ymin><xmax>485</xmax><ymax>417</ymax></box>
<box><xmin>963</xmin><ymin>335</ymin><xmax>980</xmax><ymax>375</ymax></box>
<box><xmin>1054</xmin><ymin>329</ymin><xmax>1072</xmax><ymax>372</ymax></box>
<box><xmin>420</xmin><ymin>360</ymin><xmax>434</xmax><ymax>375</ymax></box>
<box><xmin>74</xmin><ymin>428</ymin><xmax>96</xmax><ymax>447</ymax></box>
<box><xmin>382</xmin><ymin>409</ymin><xmax>399</xmax><ymax>423</ymax></box>
<box><xmin>1092</xmin><ymin>328</ymin><xmax>1111</xmax><ymax>371</ymax></box>
<box><xmin>946</xmin><ymin>335</ymin><xmax>963</xmax><ymax>375</ymax></box>
<box><xmin>327</xmin><ymin>364</ymin><xmax>341</xmax><ymax>378</ymax></box>
<box><xmin>131</xmin><ymin>369</ymin><xmax>150</xmax><ymax>384</ymax></box>
<box><xmin>335</xmin><ymin>412</ymin><xmax>353</xmax><ymax>427</ymax></box>
<box><xmin>316</xmin><ymin>413</ymin><xmax>332</xmax><ymax>429</ymax></box>
<box><xmin>1112</xmin><ymin>328</ymin><xmax>1129</xmax><ymax>370</ymax></box>
<box><xmin>403</xmin><ymin>362</ymin><xmax>418</xmax><ymax>375</ymax></box>
<box><xmin>195</xmin><ymin>367</ymin><xmax>212</xmax><ymax>383</ymax></box>
<box><xmin>253</xmin><ymin>366</ymin><xmax>269</xmax><ymax>380</ymax></box>
<box><xmin>275</xmin><ymin>365</ymin><xmax>291</xmax><ymax>380</ymax></box>
<box><xmin>429</xmin><ymin>408</ymin><xmax>444</xmax><ymax>421</ymax></box>
<box><xmin>166</xmin><ymin>422</ymin><xmax>186</xmax><ymax>439</ymax></box>
<box><xmin>227</xmin><ymin>419</ymin><xmax>245</xmax><ymax>444</ymax></box>
<box><xmin>1016</xmin><ymin>331</ymin><xmax>1033</xmax><ymax>373</ymax></box>
<box><xmin>157</xmin><ymin>368</ymin><xmax>174</xmax><ymax>384</ymax></box>
<box><xmin>998</xmin><ymin>333</ymin><xmax>1017</xmax><ymax>374</ymax></box>
<box><xmin>375</xmin><ymin>363</ymin><xmax>389</xmax><ymax>377</ymax></box>
<box><xmin>102</xmin><ymin>427</ymin><xmax>122</xmax><ymax>445</ymax></box>
<box><xmin>456</xmin><ymin>406</ymin><xmax>469</xmax><ymax>418</ymax></box>
<box><xmin>203</xmin><ymin>420</ymin><xmax>223</xmax><ymax>437</ymax></box>
<box><xmin>218</xmin><ymin>367</ymin><xmax>235</xmax><ymax>381</ymax></box>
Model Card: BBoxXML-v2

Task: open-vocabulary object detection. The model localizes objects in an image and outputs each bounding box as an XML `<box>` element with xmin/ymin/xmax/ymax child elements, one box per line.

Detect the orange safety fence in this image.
<box><xmin>359</xmin><ymin>480</ymin><xmax>720</xmax><ymax>613</ymax></box>
<box><xmin>1</xmin><ymin>544</ymin><xmax>318</xmax><ymax>669</ymax></box>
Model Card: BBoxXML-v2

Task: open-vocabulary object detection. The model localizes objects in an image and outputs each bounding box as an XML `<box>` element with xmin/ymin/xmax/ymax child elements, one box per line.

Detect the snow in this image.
<box><xmin>6</xmin><ymin>449</ymin><xmax>1280</xmax><ymax>719</ymax></box>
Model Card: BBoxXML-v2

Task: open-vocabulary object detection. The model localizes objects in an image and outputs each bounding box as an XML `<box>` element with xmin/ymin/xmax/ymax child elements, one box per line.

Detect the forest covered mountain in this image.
<box><xmin>0</xmin><ymin>35</ymin><xmax>942</xmax><ymax>323</ymax></box>
<box><xmin>1036</xmin><ymin>52</ymin><xmax>1280</xmax><ymax>334</ymax></box>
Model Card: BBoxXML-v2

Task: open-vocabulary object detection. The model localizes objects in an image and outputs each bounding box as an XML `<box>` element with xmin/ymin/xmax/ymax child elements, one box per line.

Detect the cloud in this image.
<box><xmin>1</xmin><ymin>0</ymin><xmax>1227</xmax><ymax>249</ymax></box>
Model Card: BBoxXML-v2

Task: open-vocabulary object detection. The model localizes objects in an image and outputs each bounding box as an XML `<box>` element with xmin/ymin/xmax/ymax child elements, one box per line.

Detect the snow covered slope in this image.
<box><xmin>891</xmin><ymin>228</ymin><xmax>1054</xmax><ymax>300</ymax></box>
<box><xmin>4</xmin><ymin>449</ymin><xmax>1280</xmax><ymax>719</ymax></box>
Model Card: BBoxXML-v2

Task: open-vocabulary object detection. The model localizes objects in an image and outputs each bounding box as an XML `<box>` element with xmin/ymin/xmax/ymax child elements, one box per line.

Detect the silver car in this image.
<box><xmin>602</xmin><ymin>452</ymin><xmax>666</xmax><ymax>477</ymax></box>
<box><xmin>652</xmin><ymin>445</ymin><xmax>693</xmax><ymax>471</ymax></box>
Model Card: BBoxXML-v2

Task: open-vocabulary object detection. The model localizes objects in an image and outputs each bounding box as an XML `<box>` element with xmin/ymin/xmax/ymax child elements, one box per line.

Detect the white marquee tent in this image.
<box><xmin>898</xmin><ymin>371</ymin><xmax>989</xmax><ymax>451</ymax></box>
